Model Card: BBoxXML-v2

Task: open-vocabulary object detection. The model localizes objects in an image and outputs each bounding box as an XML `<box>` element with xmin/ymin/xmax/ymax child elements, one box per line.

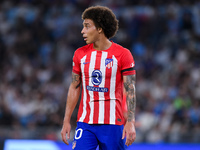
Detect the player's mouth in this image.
<box><xmin>83</xmin><ymin>37</ymin><xmax>87</xmax><ymax>41</ymax></box>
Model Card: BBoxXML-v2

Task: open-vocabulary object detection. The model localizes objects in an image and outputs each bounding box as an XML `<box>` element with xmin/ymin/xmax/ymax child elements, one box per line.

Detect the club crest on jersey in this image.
<box><xmin>105</xmin><ymin>58</ymin><xmax>113</xmax><ymax>69</ymax></box>
<box><xmin>72</xmin><ymin>141</ymin><xmax>76</xmax><ymax>149</ymax></box>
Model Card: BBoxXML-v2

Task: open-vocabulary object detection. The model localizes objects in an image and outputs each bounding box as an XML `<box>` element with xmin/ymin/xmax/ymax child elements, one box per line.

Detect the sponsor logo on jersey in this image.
<box><xmin>91</xmin><ymin>70</ymin><xmax>102</xmax><ymax>85</ymax></box>
<box><xmin>87</xmin><ymin>69</ymin><xmax>108</xmax><ymax>92</ymax></box>
<box><xmin>86</xmin><ymin>86</ymin><xmax>108</xmax><ymax>92</ymax></box>
<box><xmin>105</xmin><ymin>58</ymin><xmax>113</xmax><ymax>69</ymax></box>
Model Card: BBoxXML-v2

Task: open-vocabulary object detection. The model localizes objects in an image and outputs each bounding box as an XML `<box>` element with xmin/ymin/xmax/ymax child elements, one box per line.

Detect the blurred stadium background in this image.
<box><xmin>0</xmin><ymin>0</ymin><xmax>200</xmax><ymax>149</ymax></box>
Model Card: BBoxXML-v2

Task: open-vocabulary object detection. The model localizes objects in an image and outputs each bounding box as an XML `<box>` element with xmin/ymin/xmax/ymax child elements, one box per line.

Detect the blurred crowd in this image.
<box><xmin>0</xmin><ymin>0</ymin><xmax>200</xmax><ymax>143</ymax></box>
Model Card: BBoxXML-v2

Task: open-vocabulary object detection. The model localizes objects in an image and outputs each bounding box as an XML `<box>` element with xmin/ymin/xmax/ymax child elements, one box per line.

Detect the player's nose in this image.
<box><xmin>81</xmin><ymin>27</ymin><xmax>85</xmax><ymax>34</ymax></box>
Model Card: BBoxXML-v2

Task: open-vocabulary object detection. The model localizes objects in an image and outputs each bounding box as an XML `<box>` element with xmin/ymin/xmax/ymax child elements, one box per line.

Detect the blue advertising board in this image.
<box><xmin>4</xmin><ymin>139</ymin><xmax>200</xmax><ymax>150</ymax></box>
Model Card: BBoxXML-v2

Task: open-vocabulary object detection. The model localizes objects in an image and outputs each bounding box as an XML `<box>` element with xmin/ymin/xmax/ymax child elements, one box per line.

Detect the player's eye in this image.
<box><xmin>85</xmin><ymin>25</ymin><xmax>89</xmax><ymax>29</ymax></box>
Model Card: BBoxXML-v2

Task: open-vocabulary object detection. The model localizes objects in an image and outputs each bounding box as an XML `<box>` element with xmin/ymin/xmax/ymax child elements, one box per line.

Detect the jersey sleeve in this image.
<box><xmin>72</xmin><ymin>50</ymin><xmax>81</xmax><ymax>75</ymax></box>
<box><xmin>121</xmin><ymin>49</ymin><xmax>136</xmax><ymax>76</ymax></box>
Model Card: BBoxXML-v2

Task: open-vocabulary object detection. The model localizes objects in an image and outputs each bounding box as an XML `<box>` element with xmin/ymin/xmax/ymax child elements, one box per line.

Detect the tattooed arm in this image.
<box><xmin>61</xmin><ymin>72</ymin><xmax>81</xmax><ymax>145</ymax></box>
<box><xmin>123</xmin><ymin>75</ymin><xmax>136</xmax><ymax>122</ymax></box>
<box><xmin>122</xmin><ymin>74</ymin><xmax>136</xmax><ymax>146</ymax></box>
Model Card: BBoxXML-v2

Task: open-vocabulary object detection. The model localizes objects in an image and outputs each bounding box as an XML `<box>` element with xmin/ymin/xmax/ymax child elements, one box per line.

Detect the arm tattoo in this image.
<box><xmin>72</xmin><ymin>72</ymin><xmax>81</xmax><ymax>89</ymax></box>
<box><xmin>123</xmin><ymin>75</ymin><xmax>136</xmax><ymax>122</ymax></box>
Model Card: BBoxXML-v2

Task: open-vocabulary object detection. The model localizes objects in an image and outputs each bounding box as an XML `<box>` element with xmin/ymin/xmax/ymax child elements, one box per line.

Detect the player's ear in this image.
<box><xmin>97</xmin><ymin>27</ymin><xmax>103</xmax><ymax>34</ymax></box>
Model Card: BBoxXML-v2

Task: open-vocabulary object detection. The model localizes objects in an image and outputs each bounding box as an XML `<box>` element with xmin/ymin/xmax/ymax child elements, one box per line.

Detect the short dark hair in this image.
<box><xmin>82</xmin><ymin>6</ymin><xmax>119</xmax><ymax>39</ymax></box>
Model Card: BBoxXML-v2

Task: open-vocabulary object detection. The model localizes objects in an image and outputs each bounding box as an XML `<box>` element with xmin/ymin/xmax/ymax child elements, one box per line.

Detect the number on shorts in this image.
<box><xmin>75</xmin><ymin>128</ymin><xmax>83</xmax><ymax>139</ymax></box>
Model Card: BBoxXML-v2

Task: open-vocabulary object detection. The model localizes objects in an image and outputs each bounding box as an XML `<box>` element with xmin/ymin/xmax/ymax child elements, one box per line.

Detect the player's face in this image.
<box><xmin>81</xmin><ymin>19</ymin><xmax>100</xmax><ymax>44</ymax></box>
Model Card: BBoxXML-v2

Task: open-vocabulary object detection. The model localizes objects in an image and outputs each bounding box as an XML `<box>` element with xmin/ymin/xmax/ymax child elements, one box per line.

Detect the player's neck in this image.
<box><xmin>93</xmin><ymin>38</ymin><xmax>112</xmax><ymax>51</ymax></box>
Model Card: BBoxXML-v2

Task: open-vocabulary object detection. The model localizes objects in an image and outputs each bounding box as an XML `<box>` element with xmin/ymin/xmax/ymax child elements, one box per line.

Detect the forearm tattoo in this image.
<box><xmin>72</xmin><ymin>72</ymin><xmax>81</xmax><ymax>89</ymax></box>
<box><xmin>124</xmin><ymin>75</ymin><xmax>136</xmax><ymax>122</ymax></box>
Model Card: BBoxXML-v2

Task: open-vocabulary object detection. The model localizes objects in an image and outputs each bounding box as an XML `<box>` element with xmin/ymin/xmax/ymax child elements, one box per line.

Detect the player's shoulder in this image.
<box><xmin>75</xmin><ymin>44</ymin><xmax>92</xmax><ymax>53</ymax></box>
<box><xmin>73</xmin><ymin>44</ymin><xmax>92</xmax><ymax>59</ymax></box>
<box><xmin>112</xmin><ymin>42</ymin><xmax>131</xmax><ymax>54</ymax></box>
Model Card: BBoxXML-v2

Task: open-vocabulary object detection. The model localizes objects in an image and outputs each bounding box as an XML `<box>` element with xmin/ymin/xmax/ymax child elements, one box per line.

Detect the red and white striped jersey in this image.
<box><xmin>72</xmin><ymin>42</ymin><xmax>135</xmax><ymax>125</ymax></box>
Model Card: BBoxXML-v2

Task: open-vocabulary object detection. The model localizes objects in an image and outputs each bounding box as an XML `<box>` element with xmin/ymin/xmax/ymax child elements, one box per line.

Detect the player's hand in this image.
<box><xmin>61</xmin><ymin>121</ymin><xmax>71</xmax><ymax>145</ymax></box>
<box><xmin>122</xmin><ymin>121</ymin><xmax>136</xmax><ymax>146</ymax></box>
